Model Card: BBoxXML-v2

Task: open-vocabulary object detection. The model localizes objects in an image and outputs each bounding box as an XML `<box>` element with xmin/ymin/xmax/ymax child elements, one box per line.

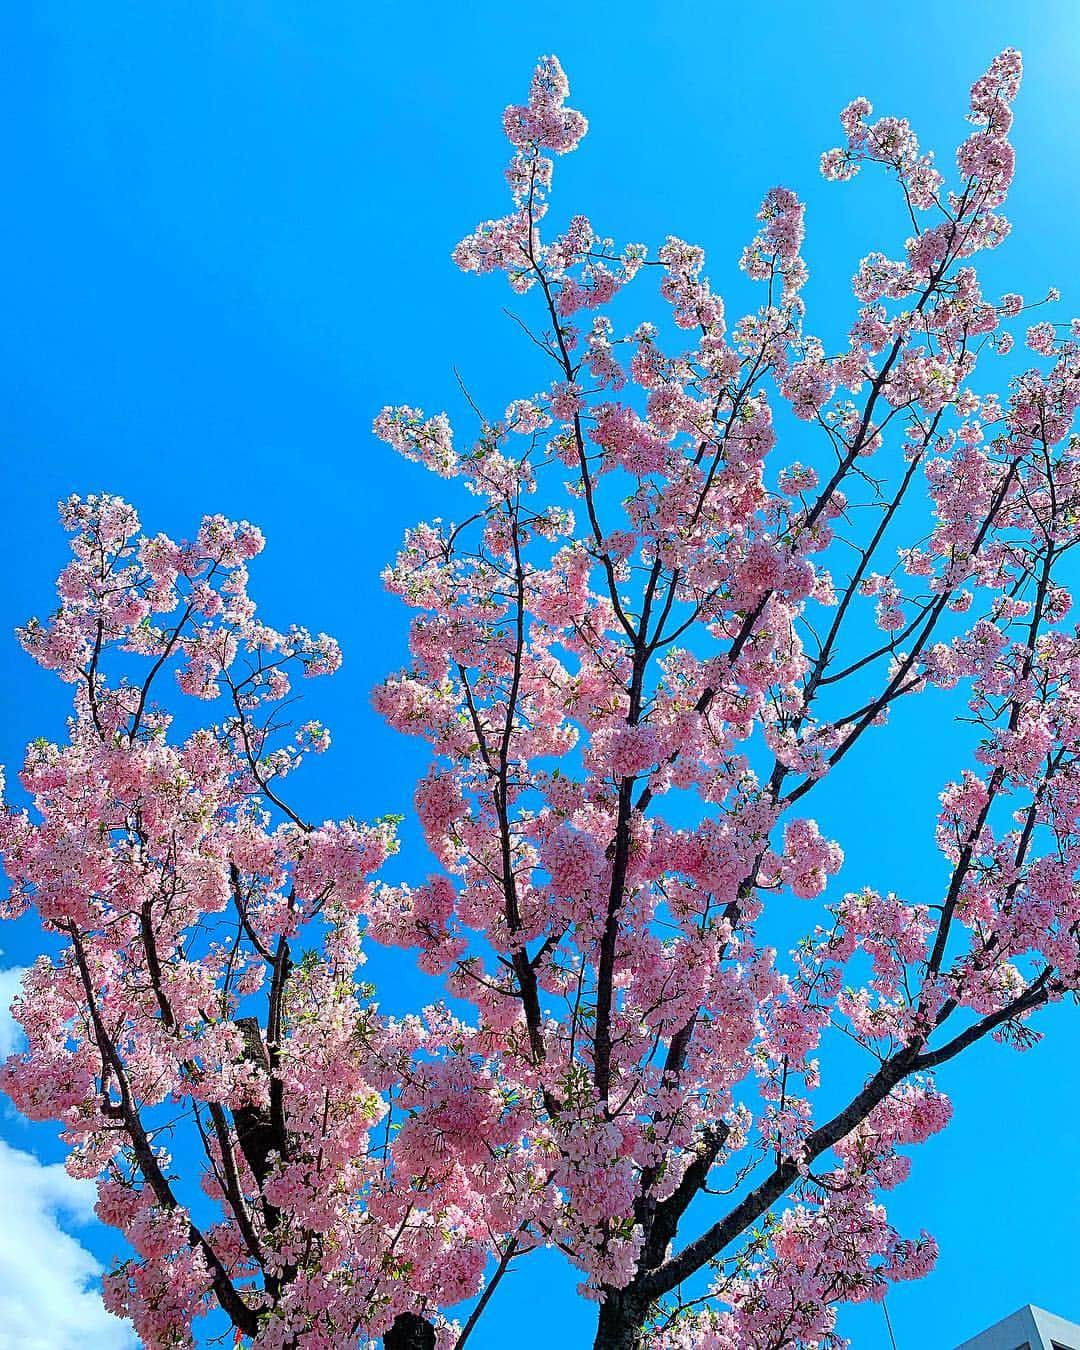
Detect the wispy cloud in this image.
<box><xmin>0</xmin><ymin>1138</ymin><xmax>136</xmax><ymax>1349</ymax></box>
<box><xmin>0</xmin><ymin>963</ymin><xmax>26</xmax><ymax>1059</ymax></box>
<box><xmin>0</xmin><ymin>965</ymin><xmax>135</xmax><ymax>1349</ymax></box>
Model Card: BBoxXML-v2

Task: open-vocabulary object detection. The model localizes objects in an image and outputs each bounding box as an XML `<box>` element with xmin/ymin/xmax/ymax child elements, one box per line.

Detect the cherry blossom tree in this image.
<box><xmin>4</xmin><ymin>43</ymin><xmax>1080</xmax><ymax>1350</ymax></box>
<box><xmin>0</xmin><ymin>499</ymin><xmax>511</xmax><ymax>1348</ymax></box>
<box><xmin>371</xmin><ymin>48</ymin><xmax>1080</xmax><ymax>1350</ymax></box>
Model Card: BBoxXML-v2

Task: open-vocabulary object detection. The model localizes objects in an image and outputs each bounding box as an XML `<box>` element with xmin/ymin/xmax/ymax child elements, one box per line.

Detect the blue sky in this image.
<box><xmin>0</xmin><ymin>3</ymin><xmax>1078</xmax><ymax>1347</ymax></box>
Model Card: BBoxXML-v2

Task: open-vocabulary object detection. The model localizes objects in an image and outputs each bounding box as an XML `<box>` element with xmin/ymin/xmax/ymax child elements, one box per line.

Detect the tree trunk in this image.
<box><xmin>592</xmin><ymin>1287</ymin><xmax>648</xmax><ymax>1350</ymax></box>
<box><xmin>384</xmin><ymin>1312</ymin><xmax>437</xmax><ymax>1350</ymax></box>
<box><xmin>232</xmin><ymin>1015</ymin><xmax>277</xmax><ymax>1187</ymax></box>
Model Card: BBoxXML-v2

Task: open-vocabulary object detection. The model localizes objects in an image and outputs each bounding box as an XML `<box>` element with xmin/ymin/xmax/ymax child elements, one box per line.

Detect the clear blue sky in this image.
<box><xmin>0</xmin><ymin>4</ymin><xmax>1078</xmax><ymax>1348</ymax></box>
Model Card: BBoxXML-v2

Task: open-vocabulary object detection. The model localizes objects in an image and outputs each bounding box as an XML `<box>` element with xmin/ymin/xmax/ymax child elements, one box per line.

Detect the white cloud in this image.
<box><xmin>0</xmin><ymin>962</ymin><xmax>135</xmax><ymax>1349</ymax></box>
<box><xmin>0</xmin><ymin>964</ymin><xmax>26</xmax><ymax>1059</ymax></box>
<box><xmin>0</xmin><ymin>1138</ymin><xmax>135</xmax><ymax>1350</ymax></box>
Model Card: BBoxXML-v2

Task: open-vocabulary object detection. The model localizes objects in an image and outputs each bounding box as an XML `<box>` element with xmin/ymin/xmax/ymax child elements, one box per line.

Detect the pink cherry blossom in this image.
<box><xmin>7</xmin><ymin>44</ymin><xmax>1080</xmax><ymax>1350</ymax></box>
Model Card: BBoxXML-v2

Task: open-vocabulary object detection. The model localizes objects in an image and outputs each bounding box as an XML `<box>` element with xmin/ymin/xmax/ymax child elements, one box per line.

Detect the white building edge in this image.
<box><xmin>956</xmin><ymin>1305</ymin><xmax>1080</xmax><ymax>1350</ymax></box>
